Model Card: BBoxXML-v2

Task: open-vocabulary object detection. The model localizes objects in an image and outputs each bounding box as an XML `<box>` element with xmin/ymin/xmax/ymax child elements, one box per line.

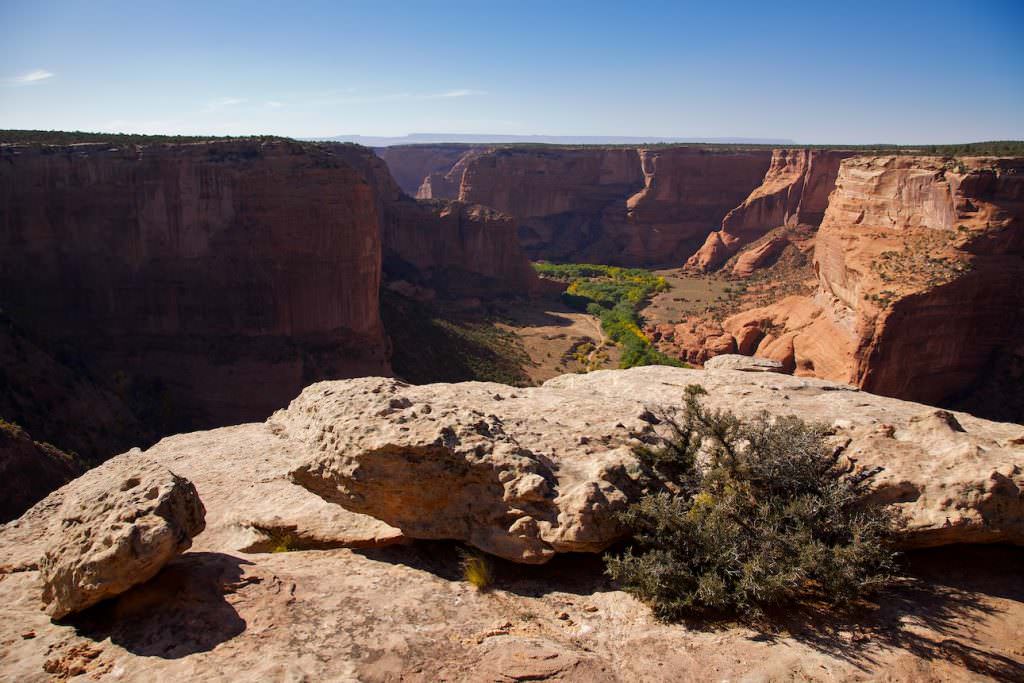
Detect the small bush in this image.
<box><xmin>269</xmin><ymin>531</ymin><xmax>296</xmax><ymax>553</ymax></box>
<box><xmin>605</xmin><ymin>385</ymin><xmax>902</xmax><ymax>621</ymax></box>
<box><xmin>460</xmin><ymin>550</ymin><xmax>494</xmax><ymax>591</ymax></box>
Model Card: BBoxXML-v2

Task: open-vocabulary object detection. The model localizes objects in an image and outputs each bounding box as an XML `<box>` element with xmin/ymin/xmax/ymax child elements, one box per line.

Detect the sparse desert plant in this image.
<box><xmin>460</xmin><ymin>549</ymin><xmax>494</xmax><ymax>591</ymax></box>
<box><xmin>258</xmin><ymin>528</ymin><xmax>297</xmax><ymax>553</ymax></box>
<box><xmin>605</xmin><ymin>385</ymin><xmax>903</xmax><ymax>621</ymax></box>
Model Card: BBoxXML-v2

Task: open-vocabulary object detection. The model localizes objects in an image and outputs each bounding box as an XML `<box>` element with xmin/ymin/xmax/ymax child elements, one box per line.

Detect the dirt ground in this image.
<box><xmin>641</xmin><ymin>269</ymin><xmax>734</xmax><ymax>327</ymax></box>
<box><xmin>496</xmin><ymin>298</ymin><xmax>620</xmax><ymax>384</ymax></box>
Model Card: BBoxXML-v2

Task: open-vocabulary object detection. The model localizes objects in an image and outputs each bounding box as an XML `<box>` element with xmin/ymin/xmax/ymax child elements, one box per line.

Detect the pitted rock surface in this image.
<box><xmin>38</xmin><ymin>459</ymin><xmax>205</xmax><ymax>618</ymax></box>
<box><xmin>283</xmin><ymin>369</ymin><xmax>1023</xmax><ymax>562</ymax></box>
<box><xmin>284</xmin><ymin>377</ymin><xmax>658</xmax><ymax>563</ymax></box>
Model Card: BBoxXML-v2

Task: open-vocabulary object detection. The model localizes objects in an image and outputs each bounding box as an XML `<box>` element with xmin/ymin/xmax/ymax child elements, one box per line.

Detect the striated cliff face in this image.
<box><xmin>688</xmin><ymin>149</ymin><xmax>855</xmax><ymax>271</ymax></box>
<box><xmin>383</xmin><ymin>199</ymin><xmax>540</xmax><ymax>299</ymax></box>
<box><xmin>614</xmin><ymin>148</ymin><xmax>772</xmax><ymax>265</ymax></box>
<box><xmin>378</xmin><ymin>145</ymin><xmax>773</xmax><ymax>266</ymax></box>
<box><xmin>0</xmin><ymin>140</ymin><xmax>390</xmax><ymax>434</ymax></box>
<box><xmin>333</xmin><ymin>144</ymin><xmax>539</xmax><ymax>299</ymax></box>
<box><xmin>723</xmin><ymin>155</ymin><xmax>1024</xmax><ymax>412</ymax></box>
<box><xmin>373</xmin><ymin>144</ymin><xmax>475</xmax><ymax>196</ymax></box>
<box><xmin>456</xmin><ymin>147</ymin><xmax>645</xmax><ymax>262</ymax></box>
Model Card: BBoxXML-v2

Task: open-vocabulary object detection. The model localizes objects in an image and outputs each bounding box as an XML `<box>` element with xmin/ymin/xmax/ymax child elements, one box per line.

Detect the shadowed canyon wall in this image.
<box><xmin>0</xmin><ymin>140</ymin><xmax>390</xmax><ymax>438</ymax></box>
<box><xmin>334</xmin><ymin>144</ymin><xmax>539</xmax><ymax>299</ymax></box>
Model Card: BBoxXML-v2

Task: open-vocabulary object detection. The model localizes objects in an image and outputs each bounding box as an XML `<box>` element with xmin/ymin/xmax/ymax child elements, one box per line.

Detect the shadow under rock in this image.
<box><xmin>68</xmin><ymin>552</ymin><xmax>251</xmax><ymax>659</ymax></box>
<box><xmin>354</xmin><ymin>540</ymin><xmax>616</xmax><ymax>597</ymax></box>
<box><xmin>743</xmin><ymin>545</ymin><xmax>1024</xmax><ymax>682</ymax></box>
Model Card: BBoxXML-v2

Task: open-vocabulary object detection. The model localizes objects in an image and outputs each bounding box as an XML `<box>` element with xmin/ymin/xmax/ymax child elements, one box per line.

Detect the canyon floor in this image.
<box><xmin>387</xmin><ymin>270</ymin><xmax>750</xmax><ymax>387</ymax></box>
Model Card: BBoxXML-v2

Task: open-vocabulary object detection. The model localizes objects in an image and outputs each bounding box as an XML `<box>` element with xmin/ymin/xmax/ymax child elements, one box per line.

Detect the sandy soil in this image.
<box><xmin>641</xmin><ymin>269</ymin><xmax>733</xmax><ymax>327</ymax></box>
<box><xmin>497</xmin><ymin>298</ymin><xmax>620</xmax><ymax>384</ymax></box>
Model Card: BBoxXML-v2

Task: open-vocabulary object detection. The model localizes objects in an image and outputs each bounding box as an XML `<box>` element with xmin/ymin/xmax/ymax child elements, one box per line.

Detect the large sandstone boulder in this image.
<box><xmin>39</xmin><ymin>460</ymin><xmax>206</xmax><ymax>619</ymax></box>
<box><xmin>284</xmin><ymin>377</ymin><xmax>659</xmax><ymax>563</ymax></box>
<box><xmin>284</xmin><ymin>369</ymin><xmax>1024</xmax><ymax>563</ymax></box>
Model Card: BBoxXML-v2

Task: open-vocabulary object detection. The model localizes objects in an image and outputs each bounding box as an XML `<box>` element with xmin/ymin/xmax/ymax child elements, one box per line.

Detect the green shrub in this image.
<box><xmin>605</xmin><ymin>385</ymin><xmax>903</xmax><ymax>621</ymax></box>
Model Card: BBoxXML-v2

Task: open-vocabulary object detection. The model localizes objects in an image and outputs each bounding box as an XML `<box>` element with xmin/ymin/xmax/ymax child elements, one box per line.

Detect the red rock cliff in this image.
<box><xmin>723</xmin><ymin>155</ymin><xmax>1024</xmax><ymax>411</ymax></box>
<box><xmin>375</xmin><ymin>145</ymin><xmax>478</xmax><ymax>196</ymax></box>
<box><xmin>332</xmin><ymin>144</ymin><xmax>539</xmax><ymax>299</ymax></box>
<box><xmin>614</xmin><ymin>148</ymin><xmax>772</xmax><ymax>265</ymax></box>
<box><xmin>0</xmin><ymin>140</ymin><xmax>390</xmax><ymax>432</ymax></box>
<box><xmin>382</xmin><ymin>199</ymin><xmax>540</xmax><ymax>299</ymax></box>
<box><xmin>443</xmin><ymin>146</ymin><xmax>771</xmax><ymax>265</ymax></box>
<box><xmin>687</xmin><ymin>149</ymin><xmax>855</xmax><ymax>271</ymax></box>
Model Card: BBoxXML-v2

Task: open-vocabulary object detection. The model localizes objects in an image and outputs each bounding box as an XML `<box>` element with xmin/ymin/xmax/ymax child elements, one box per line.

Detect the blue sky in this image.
<box><xmin>2</xmin><ymin>1</ymin><xmax>1022</xmax><ymax>143</ymax></box>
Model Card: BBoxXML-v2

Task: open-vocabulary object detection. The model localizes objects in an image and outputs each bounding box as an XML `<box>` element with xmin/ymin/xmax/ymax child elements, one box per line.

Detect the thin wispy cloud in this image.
<box><xmin>204</xmin><ymin>97</ymin><xmax>247</xmax><ymax>112</ymax></box>
<box><xmin>265</xmin><ymin>100</ymin><xmax>284</xmax><ymax>108</ymax></box>
<box><xmin>4</xmin><ymin>69</ymin><xmax>55</xmax><ymax>86</ymax></box>
<box><xmin>427</xmin><ymin>89</ymin><xmax>486</xmax><ymax>99</ymax></box>
<box><xmin>271</xmin><ymin>88</ymin><xmax>486</xmax><ymax>107</ymax></box>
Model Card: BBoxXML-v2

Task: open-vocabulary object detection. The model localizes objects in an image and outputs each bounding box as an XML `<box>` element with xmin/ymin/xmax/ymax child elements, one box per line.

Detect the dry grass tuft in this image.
<box><xmin>460</xmin><ymin>549</ymin><xmax>494</xmax><ymax>591</ymax></box>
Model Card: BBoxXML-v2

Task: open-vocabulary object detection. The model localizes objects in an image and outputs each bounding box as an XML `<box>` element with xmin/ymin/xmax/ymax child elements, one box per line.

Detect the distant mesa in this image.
<box><xmin>314</xmin><ymin>132</ymin><xmax>798</xmax><ymax>147</ymax></box>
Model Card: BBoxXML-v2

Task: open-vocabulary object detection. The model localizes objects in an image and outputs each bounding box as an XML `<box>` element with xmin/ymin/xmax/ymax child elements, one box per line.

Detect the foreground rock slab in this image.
<box><xmin>285</xmin><ymin>378</ymin><xmax>656</xmax><ymax>563</ymax></box>
<box><xmin>284</xmin><ymin>368</ymin><xmax>1023</xmax><ymax>562</ymax></box>
<box><xmin>1</xmin><ymin>367</ymin><xmax>1023</xmax><ymax>680</ymax></box>
<box><xmin>39</xmin><ymin>460</ymin><xmax>205</xmax><ymax>619</ymax></box>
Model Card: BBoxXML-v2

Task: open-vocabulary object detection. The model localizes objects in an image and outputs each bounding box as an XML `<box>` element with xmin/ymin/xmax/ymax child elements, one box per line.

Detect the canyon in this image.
<box><xmin>0</xmin><ymin>138</ymin><xmax>538</xmax><ymax>464</ymax></box>
<box><xmin>384</xmin><ymin>144</ymin><xmax>774</xmax><ymax>265</ymax></box>
<box><xmin>382</xmin><ymin>143</ymin><xmax>1024</xmax><ymax>417</ymax></box>
<box><xmin>1</xmin><ymin>132</ymin><xmax>1023</xmax><ymax>682</ymax></box>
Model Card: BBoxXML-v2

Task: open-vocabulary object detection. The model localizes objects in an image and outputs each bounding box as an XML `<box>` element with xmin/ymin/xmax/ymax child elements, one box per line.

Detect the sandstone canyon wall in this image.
<box><xmin>374</xmin><ymin>144</ymin><xmax>478</xmax><ymax>196</ymax></box>
<box><xmin>723</xmin><ymin>155</ymin><xmax>1024</xmax><ymax>413</ymax></box>
<box><xmin>379</xmin><ymin>145</ymin><xmax>773</xmax><ymax>266</ymax></box>
<box><xmin>455</xmin><ymin>147</ymin><xmax>646</xmax><ymax>262</ymax></box>
<box><xmin>332</xmin><ymin>144</ymin><xmax>539</xmax><ymax>299</ymax></box>
<box><xmin>687</xmin><ymin>149</ymin><xmax>856</xmax><ymax>271</ymax></box>
<box><xmin>0</xmin><ymin>140</ymin><xmax>390</xmax><ymax>435</ymax></box>
<box><xmin>382</xmin><ymin>199</ymin><xmax>541</xmax><ymax>299</ymax></box>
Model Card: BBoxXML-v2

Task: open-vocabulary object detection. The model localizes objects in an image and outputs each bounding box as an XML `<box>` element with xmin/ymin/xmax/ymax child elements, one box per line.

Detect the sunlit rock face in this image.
<box><xmin>378</xmin><ymin>145</ymin><xmax>773</xmax><ymax>266</ymax></box>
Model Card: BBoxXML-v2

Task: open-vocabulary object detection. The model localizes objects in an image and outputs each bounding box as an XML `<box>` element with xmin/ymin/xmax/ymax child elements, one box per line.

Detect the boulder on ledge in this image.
<box><xmin>39</xmin><ymin>459</ymin><xmax>206</xmax><ymax>619</ymax></box>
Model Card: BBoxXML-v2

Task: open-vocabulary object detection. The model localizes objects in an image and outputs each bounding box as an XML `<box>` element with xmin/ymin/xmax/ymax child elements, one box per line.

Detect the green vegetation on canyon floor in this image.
<box><xmin>534</xmin><ymin>262</ymin><xmax>686</xmax><ymax>369</ymax></box>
